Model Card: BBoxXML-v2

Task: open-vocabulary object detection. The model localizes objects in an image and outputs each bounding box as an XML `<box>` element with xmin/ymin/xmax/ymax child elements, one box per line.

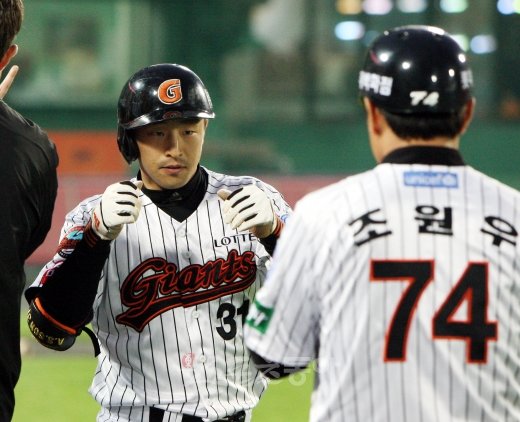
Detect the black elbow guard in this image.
<box><xmin>27</xmin><ymin>298</ymin><xmax>79</xmax><ymax>351</ymax></box>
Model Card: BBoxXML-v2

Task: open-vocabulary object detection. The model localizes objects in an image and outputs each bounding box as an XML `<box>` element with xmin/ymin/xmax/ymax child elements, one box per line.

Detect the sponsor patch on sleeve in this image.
<box><xmin>404</xmin><ymin>171</ymin><xmax>458</xmax><ymax>188</ymax></box>
<box><xmin>57</xmin><ymin>226</ymin><xmax>85</xmax><ymax>258</ymax></box>
<box><xmin>246</xmin><ymin>299</ymin><xmax>274</xmax><ymax>334</ymax></box>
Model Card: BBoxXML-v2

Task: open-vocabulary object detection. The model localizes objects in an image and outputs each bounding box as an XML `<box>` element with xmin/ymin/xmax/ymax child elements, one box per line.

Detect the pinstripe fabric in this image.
<box><xmin>30</xmin><ymin>168</ymin><xmax>291</xmax><ymax>422</ymax></box>
<box><xmin>245</xmin><ymin>162</ymin><xmax>520</xmax><ymax>422</ymax></box>
<box><xmin>95</xmin><ymin>406</ymin><xmax>252</xmax><ymax>421</ymax></box>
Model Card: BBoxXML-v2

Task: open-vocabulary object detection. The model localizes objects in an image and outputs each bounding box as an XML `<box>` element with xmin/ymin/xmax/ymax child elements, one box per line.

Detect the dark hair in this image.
<box><xmin>0</xmin><ymin>0</ymin><xmax>24</xmax><ymax>57</ymax></box>
<box><xmin>379</xmin><ymin>106</ymin><xmax>468</xmax><ymax>140</ymax></box>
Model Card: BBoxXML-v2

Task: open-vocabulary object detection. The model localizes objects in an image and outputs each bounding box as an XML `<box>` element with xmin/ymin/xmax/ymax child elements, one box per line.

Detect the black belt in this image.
<box><xmin>149</xmin><ymin>407</ymin><xmax>246</xmax><ymax>422</ymax></box>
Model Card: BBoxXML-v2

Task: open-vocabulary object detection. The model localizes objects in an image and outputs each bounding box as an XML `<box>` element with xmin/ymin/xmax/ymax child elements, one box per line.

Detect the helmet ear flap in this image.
<box><xmin>117</xmin><ymin>126</ymin><xmax>139</xmax><ymax>164</ymax></box>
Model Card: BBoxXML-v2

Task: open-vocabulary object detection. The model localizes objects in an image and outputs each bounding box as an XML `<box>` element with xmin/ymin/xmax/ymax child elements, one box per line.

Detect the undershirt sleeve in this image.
<box><xmin>25</xmin><ymin>223</ymin><xmax>111</xmax><ymax>329</ymax></box>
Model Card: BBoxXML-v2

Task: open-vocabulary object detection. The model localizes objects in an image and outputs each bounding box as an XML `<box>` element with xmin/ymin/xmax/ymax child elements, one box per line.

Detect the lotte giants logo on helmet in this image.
<box><xmin>158</xmin><ymin>79</ymin><xmax>183</xmax><ymax>105</ymax></box>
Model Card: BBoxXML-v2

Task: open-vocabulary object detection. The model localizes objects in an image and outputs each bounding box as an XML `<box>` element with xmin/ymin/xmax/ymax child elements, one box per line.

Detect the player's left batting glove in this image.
<box><xmin>217</xmin><ymin>184</ymin><xmax>281</xmax><ymax>238</ymax></box>
<box><xmin>91</xmin><ymin>180</ymin><xmax>143</xmax><ymax>241</ymax></box>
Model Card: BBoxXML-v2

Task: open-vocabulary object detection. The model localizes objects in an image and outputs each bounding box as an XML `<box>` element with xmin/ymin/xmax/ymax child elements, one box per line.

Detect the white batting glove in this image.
<box><xmin>91</xmin><ymin>180</ymin><xmax>143</xmax><ymax>240</ymax></box>
<box><xmin>217</xmin><ymin>184</ymin><xmax>277</xmax><ymax>238</ymax></box>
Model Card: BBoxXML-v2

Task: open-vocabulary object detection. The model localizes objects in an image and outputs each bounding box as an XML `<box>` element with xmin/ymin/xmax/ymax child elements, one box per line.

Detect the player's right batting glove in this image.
<box><xmin>91</xmin><ymin>180</ymin><xmax>143</xmax><ymax>240</ymax></box>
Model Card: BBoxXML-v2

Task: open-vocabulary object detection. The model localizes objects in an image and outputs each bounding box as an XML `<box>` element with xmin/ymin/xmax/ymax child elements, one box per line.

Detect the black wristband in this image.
<box><xmin>258</xmin><ymin>217</ymin><xmax>284</xmax><ymax>255</ymax></box>
<box><xmin>27</xmin><ymin>298</ymin><xmax>78</xmax><ymax>351</ymax></box>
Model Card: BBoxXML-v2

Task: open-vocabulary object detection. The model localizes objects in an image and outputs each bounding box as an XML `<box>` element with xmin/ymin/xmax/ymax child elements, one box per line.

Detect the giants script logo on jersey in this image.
<box><xmin>116</xmin><ymin>249</ymin><xmax>256</xmax><ymax>331</ymax></box>
<box><xmin>158</xmin><ymin>79</ymin><xmax>182</xmax><ymax>104</ymax></box>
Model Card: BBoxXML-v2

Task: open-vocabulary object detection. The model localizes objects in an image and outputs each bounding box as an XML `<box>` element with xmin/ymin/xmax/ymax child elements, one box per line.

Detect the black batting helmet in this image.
<box><xmin>359</xmin><ymin>25</ymin><xmax>473</xmax><ymax>114</ymax></box>
<box><xmin>117</xmin><ymin>63</ymin><xmax>215</xmax><ymax>163</ymax></box>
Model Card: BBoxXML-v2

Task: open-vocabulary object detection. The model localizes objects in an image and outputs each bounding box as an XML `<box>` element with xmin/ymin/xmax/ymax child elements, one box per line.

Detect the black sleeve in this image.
<box><xmin>24</xmin><ymin>136</ymin><xmax>59</xmax><ymax>259</ymax></box>
<box><xmin>248</xmin><ymin>349</ymin><xmax>307</xmax><ymax>379</ymax></box>
<box><xmin>258</xmin><ymin>216</ymin><xmax>285</xmax><ymax>256</ymax></box>
<box><xmin>258</xmin><ymin>232</ymin><xmax>278</xmax><ymax>256</ymax></box>
<box><xmin>25</xmin><ymin>223</ymin><xmax>111</xmax><ymax>329</ymax></box>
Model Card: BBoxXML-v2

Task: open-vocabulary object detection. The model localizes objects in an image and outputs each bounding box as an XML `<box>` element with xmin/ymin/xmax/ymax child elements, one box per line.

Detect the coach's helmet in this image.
<box><xmin>358</xmin><ymin>25</ymin><xmax>473</xmax><ymax>114</ymax></box>
<box><xmin>117</xmin><ymin>63</ymin><xmax>215</xmax><ymax>163</ymax></box>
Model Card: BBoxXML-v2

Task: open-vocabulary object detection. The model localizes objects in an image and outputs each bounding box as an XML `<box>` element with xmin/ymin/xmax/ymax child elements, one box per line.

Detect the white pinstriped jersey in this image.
<box><xmin>245</xmin><ymin>157</ymin><xmax>520</xmax><ymax>422</ymax></box>
<box><xmin>30</xmin><ymin>168</ymin><xmax>291</xmax><ymax>421</ymax></box>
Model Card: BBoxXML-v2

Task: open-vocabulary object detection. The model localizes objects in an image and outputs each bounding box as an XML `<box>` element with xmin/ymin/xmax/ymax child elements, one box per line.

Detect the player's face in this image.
<box><xmin>135</xmin><ymin>118</ymin><xmax>207</xmax><ymax>190</ymax></box>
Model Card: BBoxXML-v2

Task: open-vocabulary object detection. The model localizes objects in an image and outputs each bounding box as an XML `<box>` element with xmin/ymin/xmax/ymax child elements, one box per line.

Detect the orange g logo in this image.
<box><xmin>158</xmin><ymin>79</ymin><xmax>183</xmax><ymax>105</ymax></box>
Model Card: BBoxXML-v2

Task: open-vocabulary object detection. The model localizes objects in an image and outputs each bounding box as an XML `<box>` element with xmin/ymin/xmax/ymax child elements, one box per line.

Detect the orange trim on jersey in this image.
<box><xmin>83</xmin><ymin>221</ymin><xmax>101</xmax><ymax>248</ymax></box>
<box><xmin>272</xmin><ymin>217</ymin><xmax>284</xmax><ymax>238</ymax></box>
<box><xmin>34</xmin><ymin>297</ymin><xmax>77</xmax><ymax>335</ymax></box>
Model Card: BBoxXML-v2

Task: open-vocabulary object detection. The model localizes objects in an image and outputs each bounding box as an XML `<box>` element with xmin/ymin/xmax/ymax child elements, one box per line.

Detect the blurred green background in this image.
<box><xmin>11</xmin><ymin>0</ymin><xmax>520</xmax><ymax>420</ymax></box>
<box><xmin>9</xmin><ymin>0</ymin><xmax>520</xmax><ymax>185</ymax></box>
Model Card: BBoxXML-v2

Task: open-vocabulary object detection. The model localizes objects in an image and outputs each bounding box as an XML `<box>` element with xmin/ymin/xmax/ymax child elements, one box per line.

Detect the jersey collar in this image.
<box><xmin>140</xmin><ymin>165</ymin><xmax>207</xmax><ymax>203</ymax></box>
<box><xmin>381</xmin><ymin>146</ymin><xmax>465</xmax><ymax>166</ymax></box>
<box><xmin>140</xmin><ymin>166</ymin><xmax>209</xmax><ymax>222</ymax></box>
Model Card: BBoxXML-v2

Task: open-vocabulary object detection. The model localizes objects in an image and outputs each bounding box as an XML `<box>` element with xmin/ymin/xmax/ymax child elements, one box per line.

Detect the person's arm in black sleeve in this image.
<box><xmin>22</xmin><ymin>131</ymin><xmax>58</xmax><ymax>259</ymax></box>
<box><xmin>26</xmin><ymin>179</ymin><xmax>143</xmax><ymax>352</ymax></box>
<box><xmin>248</xmin><ymin>349</ymin><xmax>307</xmax><ymax>379</ymax></box>
<box><xmin>26</xmin><ymin>222</ymin><xmax>110</xmax><ymax>352</ymax></box>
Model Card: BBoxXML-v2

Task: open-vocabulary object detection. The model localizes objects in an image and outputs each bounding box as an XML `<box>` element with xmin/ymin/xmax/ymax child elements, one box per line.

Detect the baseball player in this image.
<box><xmin>244</xmin><ymin>25</ymin><xmax>520</xmax><ymax>421</ymax></box>
<box><xmin>25</xmin><ymin>63</ymin><xmax>291</xmax><ymax>422</ymax></box>
<box><xmin>0</xmin><ymin>1</ymin><xmax>58</xmax><ymax>420</ymax></box>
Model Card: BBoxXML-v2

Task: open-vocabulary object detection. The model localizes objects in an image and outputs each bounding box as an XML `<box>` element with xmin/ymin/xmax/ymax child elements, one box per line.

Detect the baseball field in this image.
<box><xmin>14</xmin><ymin>329</ymin><xmax>313</xmax><ymax>421</ymax></box>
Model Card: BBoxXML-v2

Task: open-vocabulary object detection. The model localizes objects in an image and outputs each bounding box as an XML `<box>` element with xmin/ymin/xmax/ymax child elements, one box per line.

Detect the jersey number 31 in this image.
<box><xmin>370</xmin><ymin>260</ymin><xmax>497</xmax><ymax>364</ymax></box>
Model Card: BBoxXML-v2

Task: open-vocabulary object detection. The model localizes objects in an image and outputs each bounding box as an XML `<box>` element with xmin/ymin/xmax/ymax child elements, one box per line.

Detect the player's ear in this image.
<box><xmin>364</xmin><ymin>97</ymin><xmax>385</xmax><ymax>136</ymax></box>
<box><xmin>459</xmin><ymin>98</ymin><xmax>475</xmax><ymax>136</ymax></box>
<box><xmin>0</xmin><ymin>44</ymin><xmax>18</xmax><ymax>71</ymax></box>
<box><xmin>201</xmin><ymin>119</ymin><xmax>209</xmax><ymax>145</ymax></box>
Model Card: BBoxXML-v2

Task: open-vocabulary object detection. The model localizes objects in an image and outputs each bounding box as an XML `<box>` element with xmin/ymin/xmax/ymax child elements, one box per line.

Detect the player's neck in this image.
<box><xmin>380</xmin><ymin>145</ymin><xmax>465</xmax><ymax>165</ymax></box>
<box><xmin>141</xmin><ymin>166</ymin><xmax>208</xmax><ymax>222</ymax></box>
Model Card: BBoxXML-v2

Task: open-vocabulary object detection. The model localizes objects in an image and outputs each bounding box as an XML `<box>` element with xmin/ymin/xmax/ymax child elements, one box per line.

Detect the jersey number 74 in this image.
<box><xmin>370</xmin><ymin>260</ymin><xmax>498</xmax><ymax>364</ymax></box>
